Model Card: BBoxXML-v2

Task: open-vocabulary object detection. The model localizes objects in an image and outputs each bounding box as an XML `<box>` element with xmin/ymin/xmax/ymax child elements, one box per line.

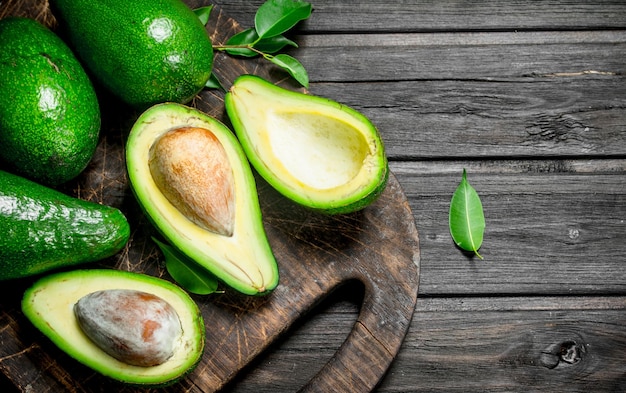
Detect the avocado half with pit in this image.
<box><xmin>21</xmin><ymin>269</ymin><xmax>204</xmax><ymax>387</ymax></box>
<box><xmin>225</xmin><ymin>75</ymin><xmax>389</xmax><ymax>215</ymax></box>
<box><xmin>126</xmin><ymin>103</ymin><xmax>278</xmax><ymax>296</ymax></box>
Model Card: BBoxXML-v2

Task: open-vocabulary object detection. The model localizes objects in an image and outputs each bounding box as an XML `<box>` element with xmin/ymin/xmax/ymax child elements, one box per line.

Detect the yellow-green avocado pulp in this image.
<box><xmin>225</xmin><ymin>75</ymin><xmax>389</xmax><ymax>215</ymax></box>
<box><xmin>21</xmin><ymin>269</ymin><xmax>205</xmax><ymax>387</ymax></box>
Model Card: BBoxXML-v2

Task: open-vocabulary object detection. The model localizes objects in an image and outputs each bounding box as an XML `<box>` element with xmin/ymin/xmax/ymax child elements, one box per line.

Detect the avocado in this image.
<box><xmin>21</xmin><ymin>269</ymin><xmax>205</xmax><ymax>386</ymax></box>
<box><xmin>225</xmin><ymin>75</ymin><xmax>389</xmax><ymax>215</ymax></box>
<box><xmin>49</xmin><ymin>0</ymin><xmax>214</xmax><ymax>108</ymax></box>
<box><xmin>0</xmin><ymin>170</ymin><xmax>130</xmax><ymax>281</ymax></box>
<box><xmin>0</xmin><ymin>17</ymin><xmax>100</xmax><ymax>186</ymax></box>
<box><xmin>126</xmin><ymin>103</ymin><xmax>278</xmax><ymax>296</ymax></box>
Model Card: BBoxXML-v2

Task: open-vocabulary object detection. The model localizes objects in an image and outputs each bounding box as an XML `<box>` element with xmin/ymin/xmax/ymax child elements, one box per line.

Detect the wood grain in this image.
<box><xmin>391</xmin><ymin>161</ymin><xmax>626</xmax><ymax>296</ymax></box>
<box><xmin>222</xmin><ymin>295</ymin><xmax>626</xmax><ymax>392</ymax></box>
<box><xmin>208</xmin><ymin>0</ymin><xmax>626</xmax><ymax>32</ymax></box>
<box><xmin>291</xmin><ymin>32</ymin><xmax>626</xmax><ymax>84</ymax></box>
<box><xmin>310</xmin><ymin>79</ymin><xmax>626</xmax><ymax>159</ymax></box>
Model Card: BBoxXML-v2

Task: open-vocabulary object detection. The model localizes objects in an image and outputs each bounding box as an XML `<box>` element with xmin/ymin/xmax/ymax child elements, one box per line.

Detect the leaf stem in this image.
<box><xmin>213</xmin><ymin>44</ymin><xmax>261</xmax><ymax>53</ymax></box>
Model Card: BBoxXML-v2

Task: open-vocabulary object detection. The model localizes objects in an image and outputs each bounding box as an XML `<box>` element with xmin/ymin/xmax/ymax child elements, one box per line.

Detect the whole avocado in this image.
<box><xmin>49</xmin><ymin>0</ymin><xmax>214</xmax><ymax>108</ymax></box>
<box><xmin>0</xmin><ymin>170</ymin><xmax>130</xmax><ymax>281</ymax></box>
<box><xmin>0</xmin><ymin>17</ymin><xmax>100</xmax><ymax>186</ymax></box>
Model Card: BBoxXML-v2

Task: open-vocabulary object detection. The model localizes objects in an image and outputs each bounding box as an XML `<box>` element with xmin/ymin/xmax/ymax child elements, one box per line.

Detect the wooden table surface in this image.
<box><xmin>2</xmin><ymin>1</ymin><xmax>625</xmax><ymax>392</ymax></box>
<box><xmin>209</xmin><ymin>1</ymin><xmax>626</xmax><ymax>391</ymax></box>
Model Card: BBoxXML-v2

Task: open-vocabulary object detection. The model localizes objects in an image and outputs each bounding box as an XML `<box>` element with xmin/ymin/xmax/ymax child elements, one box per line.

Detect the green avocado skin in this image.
<box><xmin>49</xmin><ymin>0</ymin><xmax>214</xmax><ymax>108</ymax></box>
<box><xmin>0</xmin><ymin>17</ymin><xmax>101</xmax><ymax>186</ymax></box>
<box><xmin>0</xmin><ymin>170</ymin><xmax>131</xmax><ymax>281</ymax></box>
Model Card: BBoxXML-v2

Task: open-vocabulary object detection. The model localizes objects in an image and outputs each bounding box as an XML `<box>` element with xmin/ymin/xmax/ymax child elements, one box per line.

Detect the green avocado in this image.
<box><xmin>225</xmin><ymin>75</ymin><xmax>389</xmax><ymax>215</ymax></box>
<box><xmin>22</xmin><ymin>269</ymin><xmax>205</xmax><ymax>386</ymax></box>
<box><xmin>126</xmin><ymin>103</ymin><xmax>279</xmax><ymax>296</ymax></box>
<box><xmin>49</xmin><ymin>0</ymin><xmax>214</xmax><ymax>108</ymax></box>
<box><xmin>0</xmin><ymin>170</ymin><xmax>130</xmax><ymax>281</ymax></box>
<box><xmin>0</xmin><ymin>17</ymin><xmax>100</xmax><ymax>186</ymax></box>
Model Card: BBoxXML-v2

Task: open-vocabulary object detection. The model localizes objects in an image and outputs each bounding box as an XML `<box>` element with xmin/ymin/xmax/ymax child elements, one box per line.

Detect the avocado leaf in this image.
<box><xmin>226</xmin><ymin>28</ymin><xmax>298</xmax><ymax>57</ymax></box>
<box><xmin>194</xmin><ymin>5</ymin><xmax>213</xmax><ymax>26</ymax></box>
<box><xmin>449</xmin><ymin>169</ymin><xmax>485</xmax><ymax>259</ymax></box>
<box><xmin>255</xmin><ymin>0</ymin><xmax>312</xmax><ymax>39</ymax></box>
<box><xmin>205</xmin><ymin>73</ymin><xmax>225</xmax><ymax>90</ymax></box>
<box><xmin>267</xmin><ymin>53</ymin><xmax>309</xmax><ymax>88</ymax></box>
<box><xmin>153</xmin><ymin>237</ymin><xmax>220</xmax><ymax>295</ymax></box>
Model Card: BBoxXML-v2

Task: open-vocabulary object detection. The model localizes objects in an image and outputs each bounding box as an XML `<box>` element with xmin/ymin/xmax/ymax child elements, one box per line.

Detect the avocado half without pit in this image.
<box><xmin>126</xmin><ymin>103</ymin><xmax>279</xmax><ymax>296</ymax></box>
<box><xmin>21</xmin><ymin>269</ymin><xmax>204</xmax><ymax>387</ymax></box>
<box><xmin>225</xmin><ymin>75</ymin><xmax>389</xmax><ymax>215</ymax></box>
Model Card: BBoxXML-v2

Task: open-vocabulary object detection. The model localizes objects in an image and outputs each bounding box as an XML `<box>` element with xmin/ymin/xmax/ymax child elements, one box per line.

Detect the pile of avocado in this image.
<box><xmin>0</xmin><ymin>0</ymin><xmax>388</xmax><ymax>387</ymax></box>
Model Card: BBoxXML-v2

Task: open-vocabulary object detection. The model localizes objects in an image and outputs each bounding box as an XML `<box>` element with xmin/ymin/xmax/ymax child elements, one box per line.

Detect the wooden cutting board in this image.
<box><xmin>0</xmin><ymin>2</ymin><xmax>420</xmax><ymax>392</ymax></box>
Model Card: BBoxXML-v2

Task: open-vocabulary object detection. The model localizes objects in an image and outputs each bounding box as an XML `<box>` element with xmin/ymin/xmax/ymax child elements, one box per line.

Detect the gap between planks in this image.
<box><xmin>389</xmin><ymin>159</ymin><xmax>626</xmax><ymax>176</ymax></box>
<box><xmin>414</xmin><ymin>295</ymin><xmax>626</xmax><ymax>313</ymax></box>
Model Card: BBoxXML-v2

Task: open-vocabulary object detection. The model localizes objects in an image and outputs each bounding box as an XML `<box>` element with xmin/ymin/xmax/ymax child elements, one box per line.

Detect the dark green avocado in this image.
<box><xmin>49</xmin><ymin>0</ymin><xmax>214</xmax><ymax>108</ymax></box>
<box><xmin>0</xmin><ymin>17</ymin><xmax>100</xmax><ymax>186</ymax></box>
<box><xmin>0</xmin><ymin>170</ymin><xmax>130</xmax><ymax>281</ymax></box>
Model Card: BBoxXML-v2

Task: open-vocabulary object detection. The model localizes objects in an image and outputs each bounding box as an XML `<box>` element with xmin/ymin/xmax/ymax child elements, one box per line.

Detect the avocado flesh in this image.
<box><xmin>21</xmin><ymin>269</ymin><xmax>204</xmax><ymax>387</ymax></box>
<box><xmin>126</xmin><ymin>103</ymin><xmax>278</xmax><ymax>296</ymax></box>
<box><xmin>225</xmin><ymin>75</ymin><xmax>388</xmax><ymax>214</ymax></box>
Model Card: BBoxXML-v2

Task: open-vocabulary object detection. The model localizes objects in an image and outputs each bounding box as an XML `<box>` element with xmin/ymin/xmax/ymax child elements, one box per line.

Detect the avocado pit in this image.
<box><xmin>148</xmin><ymin>126</ymin><xmax>235</xmax><ymax>236</ymax></box>
<box><xmin>74</xmin><ymin>289</ymin><xmax>183</xmax><ymax>367</ymax></box>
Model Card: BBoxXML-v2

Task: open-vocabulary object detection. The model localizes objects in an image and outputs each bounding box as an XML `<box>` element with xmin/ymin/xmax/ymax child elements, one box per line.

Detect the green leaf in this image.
<box><xmin>255</xmin><ymin>0</ymin><xmax>312</xmax><ymax>39</ymax></box>
<box><xmin>225</xmin><ymin>28</ymin><xmax>259</xmax><ymax>57</ymax></box>
<box><xmin>449</xmin><ymin>169</ymin><xmax>485</xmax><ymax>259</ymax></box>
<box><xmin>256</xmin><ymin>34</ymin><xmax>298</xmax><ymax>54</ymax></box>
<box><xmin>194</xmin><ymin>5</ymin><xmax>213</xmax><ymax>26</ymax></box>
<box><xmin>268</xmin><ymin>53</ymin><xmax>309</xmax><ymax>87</ymax></box>
<box><xmin>153</xmin><ymin>237</ymin><xmax>219</xmax><ymax>295</ymax></box>
<box><xmin>226</xmin><ymin>29</ymin><xmax>299</xmax><ymax>57</ymax></box>
<box><xmin>205</xmin><ymin>73</ymin><xmax>225</xmax><ymax>90</ymax></box>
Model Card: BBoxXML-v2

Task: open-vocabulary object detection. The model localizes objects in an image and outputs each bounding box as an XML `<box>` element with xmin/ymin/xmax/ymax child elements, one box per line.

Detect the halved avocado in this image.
<box><xmin>126</xmin><ymin>103</ymin><xmax>278</xmax><ymax>296</ymax></box>
<box><xmin>225</xmin><ymin>75</ymin><xmax>389</xmax><ymax>215</ymax></box>
<box><xmin>21</xmin><ymin>269</ymin><xmax>204</xmax><ymax>387</ymax></box>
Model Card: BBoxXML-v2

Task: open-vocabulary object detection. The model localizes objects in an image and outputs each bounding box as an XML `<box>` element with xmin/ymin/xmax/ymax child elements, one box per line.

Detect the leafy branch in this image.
<box><xmin>196</xmin><ymin>0</ymin><xmax>312</xmax><ymax>89</ymax></box>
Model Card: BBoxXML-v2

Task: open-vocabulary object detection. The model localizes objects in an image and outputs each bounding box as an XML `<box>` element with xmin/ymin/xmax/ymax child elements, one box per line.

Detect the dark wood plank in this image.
<box><xmin>391</xmin><ymin>160</ymin><xmax>626</xmax><ymax>296</ymax></box>
<box><xmin>293</xmin><ymin>31</ymin><xmax>626</xmax><ymax>83</ymax></box>
<box><xmin>217</xmin><ymin>295</ymin><xmax>626</xmax><ymax>392</ymax></box>
<box><xmin>308</xmin><ymin>78</ymin><xmax>626</xmax><ymax>159</ymax></box>
<box><xmin>387</xmin><ymin>296</ymin><xmax>626</xmax><ymax>392</ymax></box>
<box><xmin>207</xmin><ymin>0</ymin><xmax>626</xmax><ymax>32</ymax></box>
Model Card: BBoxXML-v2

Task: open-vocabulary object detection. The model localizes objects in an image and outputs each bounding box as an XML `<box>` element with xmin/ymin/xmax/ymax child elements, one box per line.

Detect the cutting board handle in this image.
<box><xmin>299</xmin><ymin>270</ymin><xmax>418</xmax><ymax>393</ymax></box>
